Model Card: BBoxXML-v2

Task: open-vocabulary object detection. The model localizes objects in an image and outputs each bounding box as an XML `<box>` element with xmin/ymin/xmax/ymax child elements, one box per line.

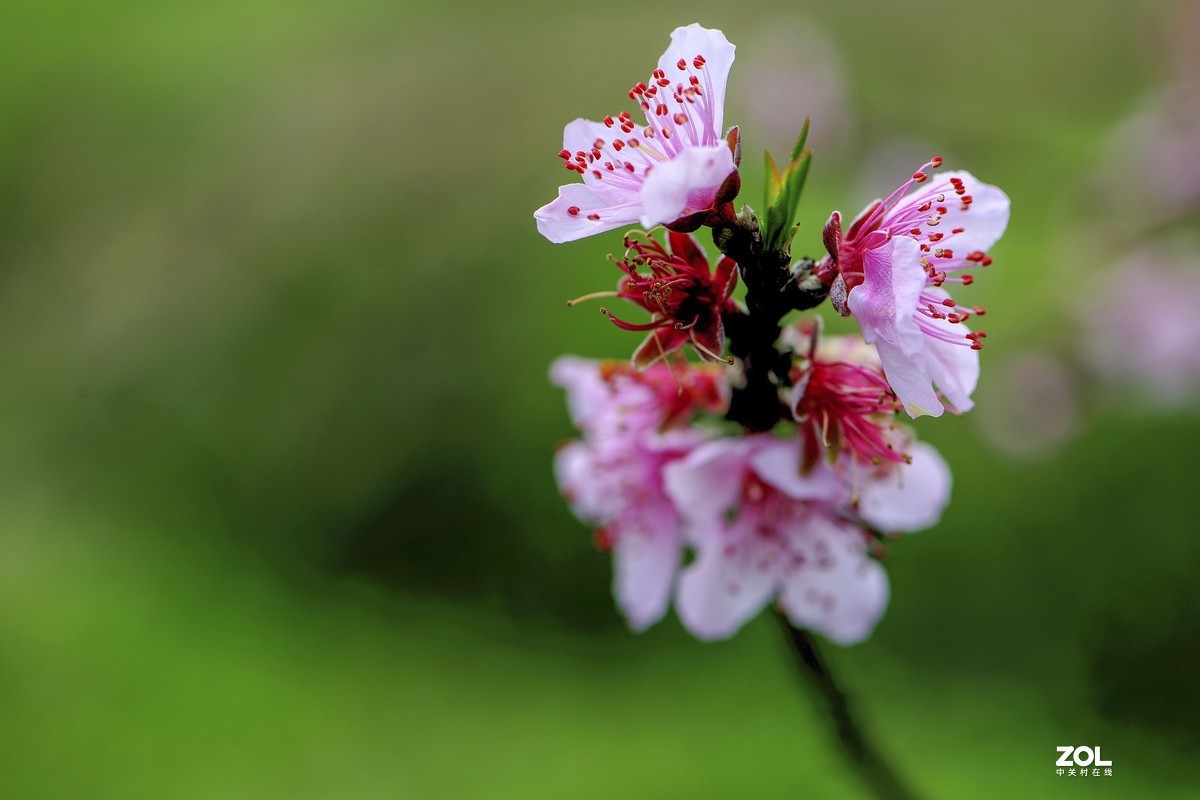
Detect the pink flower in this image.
<box><xmin>551</xmin><ymin>357</ymin><xmax>726</xmax><ymax>630</ymax></box>
<box><xmin>572</xmin><ymin>231</ymin><xmax>738</xmax><ymax>366</ymax></box>
<box><xmin>663</xmin><ymin>435</ymin><xmax>951</xmax><ymax>643</ymax></box>
<box><xmin>535</xmin><ymin>24</ymin><xmax>740</xmax><ymax>244</ymax></box>
<box><xmin>821</xmin><ymin>159</ymin><xmax>1010</xmax><ymax>417</ymax></box>
<box><xmin>556</xmin><ymin>432</ymin><xmax>703</xmax><ymax>631</ymax></box>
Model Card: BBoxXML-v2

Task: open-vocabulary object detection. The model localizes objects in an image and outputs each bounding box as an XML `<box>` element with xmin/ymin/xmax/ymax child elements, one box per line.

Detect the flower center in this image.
<box><xmin>796</xmin><ymin>360</ymin><xmax>907</xmax><ymax>465</ymax></box>
<box><xmin>554</xmin><ymin>52</ymin><xmax>719</xmax><ymax>186</ymax></box>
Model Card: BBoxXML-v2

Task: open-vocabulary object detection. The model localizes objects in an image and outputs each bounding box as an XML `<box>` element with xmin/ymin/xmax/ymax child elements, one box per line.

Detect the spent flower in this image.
<box><xmin>570</xmin><ymin>230</ymin><xmax>738</xmax><ymax>366</ymax></box>
<box><xmin>787</xmin><ymin>322</ymin><xmax>906</xmax><ymax>469</ymax></box>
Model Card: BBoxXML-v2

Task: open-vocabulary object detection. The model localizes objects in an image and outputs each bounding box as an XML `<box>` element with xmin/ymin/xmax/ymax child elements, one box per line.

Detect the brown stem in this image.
<box><xmin>778</xmin><ymin>615</ymin><xmax>921</xmax><ymax>800</ymax></box>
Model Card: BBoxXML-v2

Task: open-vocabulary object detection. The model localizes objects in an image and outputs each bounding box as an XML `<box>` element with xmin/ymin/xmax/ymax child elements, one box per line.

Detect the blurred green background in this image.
<box><xmin>1</xmin><ymin>0</ymin><xmax>1198</xmax><ymax>797</ymax></box>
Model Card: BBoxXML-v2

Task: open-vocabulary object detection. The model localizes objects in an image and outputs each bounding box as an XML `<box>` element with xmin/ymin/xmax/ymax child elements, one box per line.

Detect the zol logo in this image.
<box><xmin>1055</xmin><ymin>746</ymin><xmax>1114</xmax><ymax>778</ymax></box>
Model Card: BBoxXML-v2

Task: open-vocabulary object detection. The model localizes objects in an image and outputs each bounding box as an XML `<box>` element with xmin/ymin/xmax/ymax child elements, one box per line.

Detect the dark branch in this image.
<box><xmin>778</xmin><ymin>616</ymin><xmax>920</xmax><ymax>800</ymax></box>
<box><xmin>712</xmin><ymin>207</ymin><xmax>829</xmax><ymax>432</ymax></box>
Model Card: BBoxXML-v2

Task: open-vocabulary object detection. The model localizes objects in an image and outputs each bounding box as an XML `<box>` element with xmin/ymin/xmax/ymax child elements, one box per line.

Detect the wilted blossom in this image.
<box><xmin>820</xmin><ymin>159</ymin><xmax>1010</xmax><ymax>417</ymax></box>
<box><xmin>551</xmin><ymin>357</ymin><xmax>726</xmax><ymax>629</ymax></box>
<box><xmin>664</xmin><ymin>434</ymin><xmax>950</xmax><ymax>643</ymax></box>
<box><xmin>570</xmin><ymin>230</ymin><xmax>738</xmax><ymax>366</ymax></box>
<box><xmin>787</xmin><ymin>321</ymin><xmax>906</xmax><ymax>469</ymax></box>
<box><xmin>535</xmin><ymin>24</ymin><xmax>741</xmax><ymax>243</ymax></box>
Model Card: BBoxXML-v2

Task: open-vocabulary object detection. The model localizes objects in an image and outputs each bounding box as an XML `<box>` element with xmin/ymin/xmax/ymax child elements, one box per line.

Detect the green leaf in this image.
<box><xmin>781</xmin><ymin>149</ymin><xmax>812</xmax><ymax>228</ymax></box>
<box><xmin>763</xmin><ymin>151</ymin><xmax>784</xmax><ymax>250</ymax></box>
<box><xmin>764</xmin><ymin>151</ymin><xmax>782</xmax><ymax>207</ymax></box>
<box><xmin>790</xmin><ymin>117</ymin><xmax>811</xmax><ymax>164</ymax></box>
<box><xmin>764</xmin><ymin>149</ymin><xmax>812</xmax><ymax>252</ymax></box>
<box><xmin>762</xmin><ymin>131</ymin><xmax>815</xmax><ymax>252</ymax></box>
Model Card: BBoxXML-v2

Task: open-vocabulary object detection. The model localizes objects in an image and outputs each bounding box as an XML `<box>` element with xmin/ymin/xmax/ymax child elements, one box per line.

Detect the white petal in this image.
<box><xmin>923</xmin><ymin>335</ymin><xmax>979</xmax><ymax>413</ymax></box>
<box><xmin>916</xmin><ymin>290</ymin><xmax>980</xmax><ymax>413</ymax></box>
<box><xmin>561</xmin><ymin>118</ymin><xmax>645</xmax><ymax>204</ymax></box>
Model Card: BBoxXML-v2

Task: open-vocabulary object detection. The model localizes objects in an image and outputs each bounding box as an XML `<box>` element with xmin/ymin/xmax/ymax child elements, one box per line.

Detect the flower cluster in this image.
<box><xmin>553</xmin><ymin>354</ymin><xmax>949</xmax><ymax>642</ymax></box>
<box><xmin>537</xmin><ymin>24</ymin><xmax>1009</xmax><ymax>644</ymax></box>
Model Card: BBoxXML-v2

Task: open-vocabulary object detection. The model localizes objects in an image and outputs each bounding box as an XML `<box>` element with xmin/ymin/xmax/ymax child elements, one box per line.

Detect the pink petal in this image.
<box><xmin>749</xmin><ymin>439</ymin><xmax>846</xmax><ymax>503</ymax></box>
<box><xmin>633</xmin><ymin>326</ymin><xmax>689</xmax><ymax>367</ymax></box>
<box><xmin>849</xmin><ymin>236</ymin><xmax>925</xmax><ymax>356</ymax></box>
<box><xmin>561</xmin><ymin>118</ymin><xmax>645</xmax><ymax>204</ymax></box>
<box><xmin>639</xmin><ymin>144</ymin><xmax>735</xmax><ymax>228</ymax></box>
<box><xmin>535</xmin><ymin>183</ymin><xmax>643</xmax><ymax>244</ymax></box>
<box><xmin>848</xmin><ymin>237</ymin><xmax>951</xmax><ymax>417</ymax></box>
<box><xmin>613</xmin><ymin>520</ymin><xmax>683</xmax><ymax>632</ymax></box>
<box><xmin>661</xmin><ymin>438</ymin><xmax>748</xmax><ymax>535</ymax></box>
<box><xmin>778</xmin><ymin>517</ymin><xmax>889</xmax><ymax>645</ymax></box>
<box><xmin>548</xmin><ymin>357</ymin><xmax>605</xmax><ymax>427</ymax></box>
<box><xmin>675</xmin><ymin>531</ymin><xmax>776</xmax><ymax>641</ymax></box>
<box><xmin>856</xmin><ymin>442</ymin><xmax>952</xmax><ymax>532</ymax></box>
<box><xmin>548</xmin><ymin>357</ymin><xmax>609</xmax><ymax>428</ymax></box>
<box><xmin>553</xmin><ymin>440</ymin><xmax>606</xmax><ymax>521</ymax></box>
<box><xmin>919</xmin><ymin>170</ymin><xmax>1009</xmax><ymax>256</ymax></box>
<box><xmin>656</xmin><ymin>24</ymin><xmax>736</xmax><ymax>142</ymax></box>
<box><xmin>644</xmin><ymin>426</ymin><xmax>710</xmax><ymax>454</ymax></box>
<box><xmin>872</xmin><ymin>337</ymin><xmax>943</xmax><ymax>418</ymax></box>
